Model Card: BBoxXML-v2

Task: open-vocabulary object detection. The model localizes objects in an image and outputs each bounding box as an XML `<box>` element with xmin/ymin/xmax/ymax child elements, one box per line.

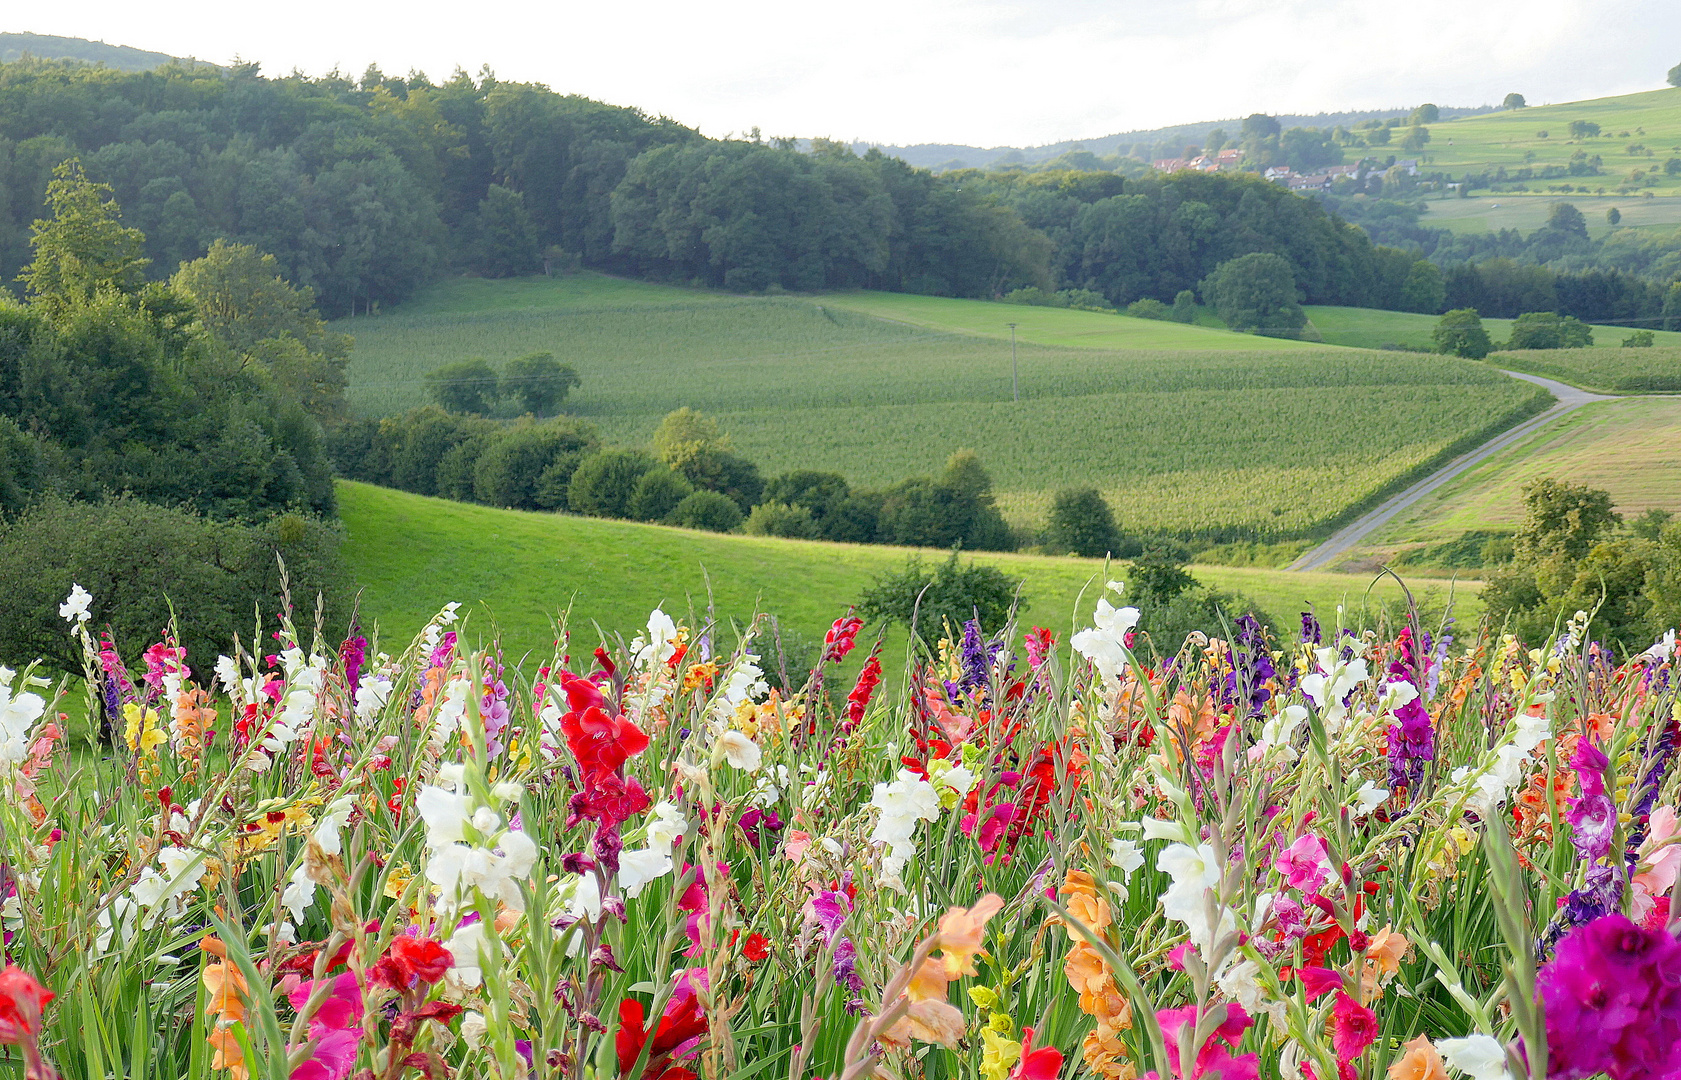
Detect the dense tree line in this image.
<box><xmin>0</xmin><ymin>163</ymin><xmax>350</xmax><ymax>675</ymax></box>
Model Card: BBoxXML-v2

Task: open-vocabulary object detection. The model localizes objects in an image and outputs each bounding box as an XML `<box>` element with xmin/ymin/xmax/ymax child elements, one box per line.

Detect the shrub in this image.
<box><xmin>0</xmin><ymin>496</ymin><xmax>351</xmax><ymax>678</ymax></box>
<box><xmin>426</xmin><ymin>359</ymin><xmax>501</xmax><ymax>415</ymax></box>
<box><xmin>744</xmin><ymin>501</ymin><xmax>819</xmax><ymax>539</ymax></box>
<box><xmin>1508</xmin><ymin>312</ymin><xmax>1593</xmax><ymax>350</ymax></box>
<box><xmin>471</xmin><ymin>421</ymin><xmax>595</xmax><ymax>510</ymax></box>
<box><xmin>627</xmin><ymin>467</ymin><xmax>693</xmax><ymax>522</ymax></box>
<box><xmin>1044</xmin><ymin>488</ymin><xmax>1126</xmax><ymax>557</ymax></box>
<box><xmin>1170</xmin><ymin>290</ymin><xmax>1198</xmax><ymax>323</ymax></box>
<box><xmin>822</xmin><ymin>493</ymin><xmax>884</xmax><ymax>544</ymax></box>
<box><xmin>877</xmin><ymin>451</ymin><xmax>1013</xmax><ymax>551</ymax></box>
<box><xmin>764</xmin><ymin>470</ymin><xmax>850</xmax><ymax>525</ymax></box>
<box><xmin>857</xmin><ymin>551</ymin><xmax>1024</xmax><ymax>638</ymax></box>
<box><xmin>568</xmin><ymin>449</ymin><xmax>657</xmax><ymax>519</ymax></box>
<box><xmin>666</xmin><ymin>490</ymin><xmax>743</xmax><ymax>532</ymax></box>
<box><xmin>1623</xmin><ymin>330</ymin><xmax>1656</xmax><ymax>348</ymax></box>
<box><xmin>1125</xmin><ymin>298</ymin><xmax>1170</xmax><ymax>320</ymax></box>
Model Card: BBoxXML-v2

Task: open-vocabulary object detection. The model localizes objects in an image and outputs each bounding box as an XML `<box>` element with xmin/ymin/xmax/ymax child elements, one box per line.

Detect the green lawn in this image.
<box><xmin>809</xmin><ymin>290</ymin><xmax>1321</xmax><ymax>351</ymax></box>
<box><xmin>1421</xmin><ymin>86</ymin><xmax>1681</xmax><ymax>193</ymax></box>
<box><xmin>1375</xmin><ymin>396</ymin><xmax>1681</xmax><ymax>546</ymax></box>
<box><xmin>1304</xmin><ymin>305</ymin><xmax>1681</xmax><ymax>351</ymax></box>
<box><xmin>342</xmin><ymin>275</ymin><xmax>1544</xmax><ymax>539</ymax></box>
<box><xmin>337</xmin><ymin>481</ymin><xmax>1480</xmax><ymax>656</ymax></box>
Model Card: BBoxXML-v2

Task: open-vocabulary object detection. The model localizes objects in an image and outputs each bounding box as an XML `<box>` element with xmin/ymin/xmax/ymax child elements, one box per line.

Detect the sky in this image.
<box><xmin>21</xmin><ymin>1</ymin><xmax>1681</xmax><ymax>148</ymax></box>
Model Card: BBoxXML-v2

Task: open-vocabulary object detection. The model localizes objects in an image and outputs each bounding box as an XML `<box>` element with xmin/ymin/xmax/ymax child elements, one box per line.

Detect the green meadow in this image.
<box><xmin>1490</xmin><ymin>346</ymin><xmax>1681</xmax><ymax>392</ymax></box>
<box><xmin>1421</xmin><ymin>194</ymin><xmax>1681</xmax><ymax>236</ymax></box>
<box><xmin>342</xmin><ymin>274</ymin><xmax>1543</xmax><ymax>539</ymax></box>
<box><xmin>336</xmin><ymin>480</ymin><xmax>1480</xmax><ymax>656</ymax></box>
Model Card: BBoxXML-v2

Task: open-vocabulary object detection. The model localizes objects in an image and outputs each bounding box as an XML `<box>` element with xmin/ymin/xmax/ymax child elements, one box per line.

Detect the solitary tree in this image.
<box><xmin>1409</xmin><ymin>103</ymin><xmax>1440</xmax><ymax>125</ymax></box>
<box><xmin>426</xmin><ymin>359</ymin><xmax>501</xmax><ymax>415</ymax></box>
<box><xmin>1669</xmin><ymin>62</ymin><xmax>1681</xmax><ymax>88</ymax></box>
<box><xmin>1432</xmin><ymin>308</ymin><xmax>1493</xmax><ymax>359</ymax></box>
<box><xmin>1200</xmin><ymin>252</ymin><xmax>1306</xmax><ymax>334</ymax></box>
<box><xmin>1502</xmin><ymin>93</ymin><xmax>1527</xmax><ymax>110</ymax></box>
<box><xmin>1045</xmin><ymin>488</ymin><xmax>1125</xmax><ymax>558</ymax></box>
<box><xmin>1547</xmin><ymin>202</ymin><xmax>1589</xmax><ymax>238</ymax></box>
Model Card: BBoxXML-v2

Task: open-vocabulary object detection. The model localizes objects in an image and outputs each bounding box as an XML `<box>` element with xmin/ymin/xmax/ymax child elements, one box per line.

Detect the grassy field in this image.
<box><xmin>1420</xmin><ymin>194</ymin><xmax>1681</xmax><ymax>236</ymax></box>
<box><xmin>1491</xmin><ymin>346</ymin><xmax>1681</xmax><ymax>392</ymax></box>
<box><xmin>337</xmin><ymin>481</ymin><xmax>1480</xmax><ymax>657</ymax></box>
<box><xmin>343</xmin><ymin>274</ymin><xmax>1544</xmax><ymax>538</ymax></box>
<box><xmin>1304</xmin><ymin>305</ymin><xmax>1681</xmax><ymax>351</ymax></box>
<box><xmin>809</xmin><ymin>290</ymin><xmax>1319</xmax><ymax>350</ymax></box>
<box><xmin>1375</xmin><ymin>396</ymin><xmax>1681</xmax><ymax>547</ymax></box>
<box><xmin>1421</xmin><ymin>86</ymin><xmax>1681</xmax><ymax>193</ymax></box>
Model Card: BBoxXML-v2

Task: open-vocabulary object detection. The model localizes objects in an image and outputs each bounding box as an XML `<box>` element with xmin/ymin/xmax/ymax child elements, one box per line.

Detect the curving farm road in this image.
<box><xmin>1286</xmin><ymin>371</ymin><xmax>1618</xmax><ymax>572</ymax></box>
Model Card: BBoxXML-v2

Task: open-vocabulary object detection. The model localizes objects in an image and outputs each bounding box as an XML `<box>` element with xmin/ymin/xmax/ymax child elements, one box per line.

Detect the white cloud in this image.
<box><xmin>23</xmin><ymin>0</ymin><xmax>1681</xmax><ymax>147</ymax></box>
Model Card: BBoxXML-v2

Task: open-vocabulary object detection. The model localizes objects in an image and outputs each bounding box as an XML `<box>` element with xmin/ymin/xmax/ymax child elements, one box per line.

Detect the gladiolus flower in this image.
<box><xmin>1010</xmin><ymin>1026</ymin><xmax>1063</xmax><ymax>1080</ymax></box>
<box><xmin>1331</xmin><ymin>991</ymin><xmax>1378</xmax><ymax>1064</ymax></box>
<box><xmin>1387</xmin><ymin>1035</ymin><xmax>1447</xmax><ymax>1080</ymax></box>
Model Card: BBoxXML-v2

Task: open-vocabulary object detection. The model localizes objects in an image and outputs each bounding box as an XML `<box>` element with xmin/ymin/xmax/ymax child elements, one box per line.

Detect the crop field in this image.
<box><xmin>1492</xmin><ymin>345</ymin><xmax>1681</xmax><ymax>392</ymax></box>
<box><xmin>1420</xmin><ymin>193</ymin><xmax>1681</xmax><ymax>236</ymax></box>
<box><xmin>1304</xmin><ymin>305</ymin><xmax>1681</xmax><ymax>351</ymax></box>
<box><xmin>1421</xmin><ymin>85</ymin><xmax>1681</xmax><ymax>191</ymax></box>
<box><xmin>1375</xmin><ymin>395</ymin><xmax>1681</xmax><ymax>547</ymax></box>
<box><xmin>344</xmin><ymin>276</ymin><xmax>1544</xmax><ymax>537</ymax></box>
<box><xmin>336</xmin><ymin>480</ymin><xmax>1479</xmax><ymax>655</ymax></box>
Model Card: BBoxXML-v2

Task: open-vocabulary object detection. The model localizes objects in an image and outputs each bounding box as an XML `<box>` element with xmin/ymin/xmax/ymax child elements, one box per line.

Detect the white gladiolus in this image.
<box><xmin>59</xmin><ymin>583</ymin><xmax>93</xmax><ymax>623</ymax></box>
<box><xmin>717</xmin><ymin>730</ymin><xmax>763</xmax><ymax>772</ymax></box>
<box><xmin>1070</xmin><ymin>582</ymin><xmax>1140</xmax><ymax>693</ymax></box>
<box><xmin>1300</xmin><ymin>647</ymin><xmax>1370</xmax><ymax>733</ymax></box>
<box><xmin>417</xmin><ymin>772</ymin><xmax>537</xmax><ymax>916</ymax></box>
<box><xmin>1436</xmin><ymin>1035</ymin><xmax>1514</xmax><ymax>1080</ymax></box>
<box><xmin>868</xmin><ymin>770</ymin><xmax>940</xmax><ymax>888</ymax></box>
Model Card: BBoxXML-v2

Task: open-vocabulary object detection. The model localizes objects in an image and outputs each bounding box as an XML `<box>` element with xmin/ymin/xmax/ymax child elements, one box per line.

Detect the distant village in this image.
<box><xmin>1148</xmin><ymin>149</ymin><xmax>1421</xmax><ymax>192</ymax></box>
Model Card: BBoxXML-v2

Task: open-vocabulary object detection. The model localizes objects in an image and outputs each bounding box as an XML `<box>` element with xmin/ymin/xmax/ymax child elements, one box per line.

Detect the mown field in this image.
<box><xmin>337</xmin><ymin>480</ymin><xmax>1480</xmax><ymax>656</ymax></box>
<box><xmin>342</xmin><ymin>274</ymin><xmax>1545</xmax><ymax>538</ymax></box>
<box><xmin>1304</xmin><ymin>304</ymin><xmax>1681</xmax><ymax>351</ymax></box>
<box><xmin>1492</xmin><ymin>345</ymin><xmax>1681</xmax><ymax>392</ymax></box>
<box><xmin>1375</xmin><ymin>395</ymin><xmax>1681</xmax><ymax>547</ymax></box>
<box><xmin>1420</xmin><ymin>193</ymin><xmax>1681</xmax><ymax>236</ymax></box>
<box><xmin>1421</xmin><ymin>85</ymin><xmax>1681</xmax><ymax>191</ymax></box>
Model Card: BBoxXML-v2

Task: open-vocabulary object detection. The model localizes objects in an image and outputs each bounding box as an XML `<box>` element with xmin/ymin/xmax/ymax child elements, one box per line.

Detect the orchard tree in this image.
<box><xmin>1432</xmin><ymin>308</ymin><xmax>1493</xmax><ymax>359</ymax></box>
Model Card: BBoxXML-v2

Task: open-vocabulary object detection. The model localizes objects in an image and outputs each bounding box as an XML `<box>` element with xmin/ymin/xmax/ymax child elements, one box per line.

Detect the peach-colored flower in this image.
<box><xmin>1386</xmin><ymin>1035</ymin><xmax>1447</xmax><ymax>1080</ymax></box>
<box><xmin>936</xmin><ymin>893</ymin><xmax>1004</xmax><ymax>979</ymax></box>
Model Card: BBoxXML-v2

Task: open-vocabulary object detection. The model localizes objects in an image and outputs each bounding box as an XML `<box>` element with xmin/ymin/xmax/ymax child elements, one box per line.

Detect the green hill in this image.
<box><xmin>1422</xmin><ymin>86</ymin><xmax>1681</xmax><ymax>193</ymax></box>
<box><xmin>0</xmin><ymin>32</ymin><xmax>214</xmax><ymax>70</ymax></box>
<box><xmin>342</xmin><ymin>273</ymin><xmax>1544</xmax><ymax>540</ymax></box>
<box><xmin>336</xmin><ymin>480</ymin><xmax>1479</xmax><ymax>655</ymax></box>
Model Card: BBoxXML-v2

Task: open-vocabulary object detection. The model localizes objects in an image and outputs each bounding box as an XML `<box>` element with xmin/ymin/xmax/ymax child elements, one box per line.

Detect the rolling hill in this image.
<box><xmin>0</xmin><ymin>31</ymin><xmax>215</xmax><ymax>70</ymax></box>
<box><xmin>1304</xmin><ymin>306</ymin><xmax>1681</xmax><ymax>351</ymax></box>
<box><xmin>340</xmin><ymin>273</ymin><xmax>1546</xmax><ymax>540</ymax></box>
<box><xmin>336</xmin><ymin>480</ymin><xmax>1479</xmax><ymax>657</ymax></box>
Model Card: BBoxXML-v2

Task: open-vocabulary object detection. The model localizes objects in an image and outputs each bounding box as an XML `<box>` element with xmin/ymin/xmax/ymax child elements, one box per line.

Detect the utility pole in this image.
<box><xmin>1006</xmin><ymin>322</ymin><xmax>1019</xmax><ymax>401</ymax></box>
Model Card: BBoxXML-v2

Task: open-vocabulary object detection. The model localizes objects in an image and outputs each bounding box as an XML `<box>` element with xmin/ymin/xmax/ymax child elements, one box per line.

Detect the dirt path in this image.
<box><xmin>1286</xmin><ymin>371</ymin><xmax>1619</xmax><ymax>572</ymax></box>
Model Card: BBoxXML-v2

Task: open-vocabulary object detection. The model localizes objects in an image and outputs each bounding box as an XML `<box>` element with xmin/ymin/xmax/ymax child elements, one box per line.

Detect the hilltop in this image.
<box><xmin>0</xmin><ymin>31</ymin><xmax>216</xmax><ymax>71</ymax></box>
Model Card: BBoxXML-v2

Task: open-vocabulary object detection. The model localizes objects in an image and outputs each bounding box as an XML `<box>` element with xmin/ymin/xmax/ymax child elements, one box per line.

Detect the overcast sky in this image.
<box><xmin>23</xmin><ymin>1</ymin><xmax>1681</xmax><ymax>147</ymax></box>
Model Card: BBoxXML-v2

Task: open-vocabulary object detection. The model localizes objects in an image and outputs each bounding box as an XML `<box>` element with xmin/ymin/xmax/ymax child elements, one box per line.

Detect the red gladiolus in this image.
<box><xmin>1009</xmin><ymin>1026</ymin><xmax>1063</xmax><ymax>1080</ymax></box>
<box><xmin>0</xmin><ymin>965</ymin><xmax>54</xmax><ymax>1080</ymax></box>
<box><xmin>823</xmin><ymin>614</ymin><xmax>863</xmax><ymax>663</ymax></box>
<box><xmin>847</xmin><ymin>650</ymin><xmax>883</xmax><ymax>726</ymax></box>
<box><xmin>615</xmin><ymin>982</ymin><xmax>708</xmax><ymax>1080</ymax></box>
<box><xmin>558</xmin><ymin>672</ymin><xmax>650</xmax><ymax>784</ymax></box>
<box><xmin>741</xmin><ymin>933</ymin><xmax>771</xmax><ymax>962</ymax></box>
<box><xmin>372</xmin><ymin>936</ymin><xmax>454</xmax><ymax>989</ymax></box>
<box><xmin>1298</xmin><ymin>967</ymin><xmax>1344</xmax><ymax>1001</ymax></box>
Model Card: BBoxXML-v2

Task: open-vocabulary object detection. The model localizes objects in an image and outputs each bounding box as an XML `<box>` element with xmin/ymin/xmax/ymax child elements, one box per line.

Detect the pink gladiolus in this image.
<box><xmin>1275</xmin><ymin>833</ymin><xmax>1332</xmax><ymax>893</ymax></box>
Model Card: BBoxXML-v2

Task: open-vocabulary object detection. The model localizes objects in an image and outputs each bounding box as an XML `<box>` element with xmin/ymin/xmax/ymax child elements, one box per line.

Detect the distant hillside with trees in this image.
<box><xmin>0</xmin><ymin>32</ymin><xmax>212</xmax><ymax>71</ymax></box>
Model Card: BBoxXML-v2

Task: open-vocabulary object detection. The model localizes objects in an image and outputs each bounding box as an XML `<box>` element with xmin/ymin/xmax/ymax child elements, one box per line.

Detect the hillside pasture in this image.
<box><xmin>336</xmin><ymin>480</ymin><xmax>1479</xmax><ymax>656</ymax></box>
<box><xmin>1422</xmin><ymin>86</ymin><xmax>1681</xmax><ymax>192</ymax></box>
<box><xmin>1375</xmin><ymin>396</ymin><xmax>1681</xmax><ymax>547</ymax></box>
<box><xmin>343</xmin><ymin>276</ymin><xmax>1545</xmax><ymax>538</ymax></box>
<box><xmin>1304</xmin><ymin>305</ymin><xmax>1681</xmax><ymax>351</ymax></box>
<box><xmin>1491</xmin><ymin>345</ymin><xmax>1681</xmax><ymax>392</ymax></box>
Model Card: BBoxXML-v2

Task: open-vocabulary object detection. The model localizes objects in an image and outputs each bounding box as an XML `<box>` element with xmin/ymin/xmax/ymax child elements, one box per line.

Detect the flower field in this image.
<box><xmin>2</xmin><ymin>578</ymin><xmax>1677</xmax><ymax>1080</ymax></box>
